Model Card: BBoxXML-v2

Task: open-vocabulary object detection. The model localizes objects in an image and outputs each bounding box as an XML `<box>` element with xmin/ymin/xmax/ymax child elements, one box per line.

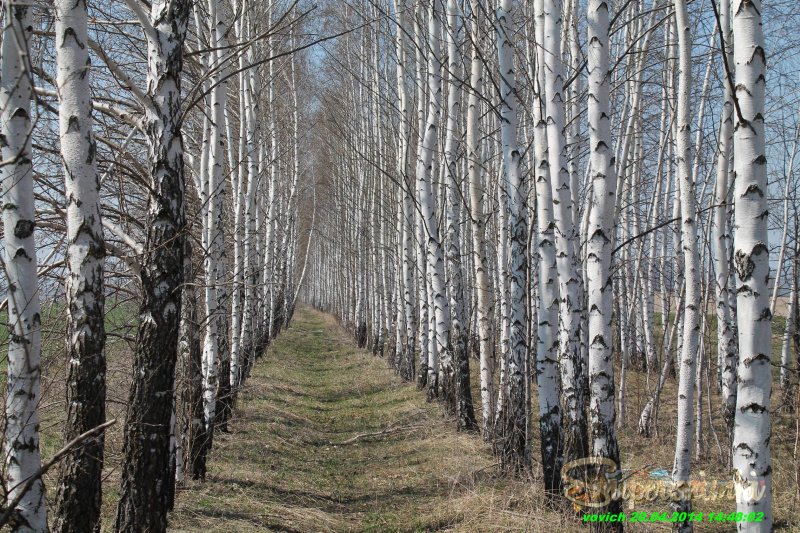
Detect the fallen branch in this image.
<box><xmin>331</xmin><ymin>424</ymin><xmax>424</xmax><ymax>446</ymax></box>
<box><xmin>0</xmin><ymin>419</ymin><xmax>117</xmax><ymax>529</ymax></box>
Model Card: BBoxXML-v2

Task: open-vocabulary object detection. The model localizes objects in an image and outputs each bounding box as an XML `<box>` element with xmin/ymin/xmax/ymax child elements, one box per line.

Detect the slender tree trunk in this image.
<box><xmin>1</xmin><ymin>3</ymin><xmax>48</xmax><ymax>529</ymax></box>
<box><xmin>731</xmin><ymin>0</ymin><xmax>773</xmax><ymax>528</ymax></box>
<box><xmin>442</xmin><ymin>0</ymin><xmax>476</xmax><ymax>429</ymax></box>
<box><xmin>543</xmin><ymin>0</ymin><xmax>588</xmax><ymax>466</ymax></box>
<box><xmin>586</xmin><ymin>0</ymin><xmax>621</xmax><ymax>526</ymax></box>
<box><xmin>532</xmin><ymin>0</ymin><xmax>563</xmax><ymax>495</ymax></box>
<box><xmin>179</xmin><ymin>240</ymin><xmax>207</xmax><ymax>480</ymax></box>
<box><xmin>713</xmin><ymin>0</ymin><xmax>738</xmax><ymax>436</ymax></box>
<box><xmin>415</xmin><ymin>0</ymin><xmax>450</xmax><ymax>401</ymax></box>
<box><xmin>212</xmin><ymin>3</ymin><xmax>232</xmax><ymax>431</ymax></box>
<box><xmin>467</xmin><ymin>0</ymin><xmax>496</xmax><ymax>436</ymax></box>
<box><xmin>413</xmin><ymin>1</ymin><xmax>430</xmax><ymax>390</ymax></box>
<box><xmin>639</xmin><ymin>284</ymin><xmax>684</xmax><ymax>437</ymax></box>
<box><xmin>770</xmin><ymin>135</ymin><xmax>799</xmax><ymax>316</ymax></box>
<box><xmin>263</xmin><ymin>31</ymin><xmax>280</xmax><ymax>346</ymax></box>
<box><xmin>401</xmin><ymin>177</ymin><xmax>417</xmax><ymax>381</ymax></box>
<box><xmin>495</xmin><ymin>158</ymin><xmax>511</xmax><ymax>421</ymax></box>
<box><xmin>238</xmin><ymin>32</ymin><xmax>260</xmax><ymax>389</ymax></box>
<box><xmin>52</xmin><ymin>0</ymin><xmax>107</xmax><ymax>530</ymax></box>
<box><xmin>494</xmin><ymin>0</ymin><xmax>530</xmax><ymax>473</ymax></box>
<box><xmin>115</xmin><ymin>1</ymin><xmax>192</xmax><ymax>530</ymax></box>
<box><xmin>228</xmin><ymin>56</ymin><xmax>246</xmax><ymax>402</ymax></box>
<box><xmin>671</xmin><ymin>2</ymin><xmax>702</xmax><ymax>528</ymax></box>
<box><xmin>781</xmin><ymin>238</ymin><xmax>798</xmax><ymax>408</ymax></box>
<box><xmin>416</xmin><ymin>208</ymin><xmax>429</xmax><ymax>388</ymax></box>
<box><xmin>200</xmin><ymin>0</ymin><xmax>229</xmax><ymax>450</ymax></box>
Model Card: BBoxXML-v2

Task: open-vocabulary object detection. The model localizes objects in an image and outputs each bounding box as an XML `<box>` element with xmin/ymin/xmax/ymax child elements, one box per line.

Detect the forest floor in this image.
<box><xmin>167</xmin><ymin>306</ymin><xmax>582</xmax><ymax>532</ymax></box>
<box><xmin>163</xmin><ymin>305</ymin><xmax>800</xmax><ymax>532</ymax></box>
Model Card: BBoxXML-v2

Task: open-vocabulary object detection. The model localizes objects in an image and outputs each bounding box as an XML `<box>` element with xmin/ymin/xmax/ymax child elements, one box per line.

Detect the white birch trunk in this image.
<box><xmin>1</xmin><ymin>3</ymin><xmax>47</xmax><ymax>529</ymax></box>
<box><xmin>52</xmin><ymin>0</ymin><xmax>107</xmax><ymax>529</ymax></box>
<box><xmin>115</xmin><ymin>0</ymin><xmax>191</xmax><ymax>528</ymax></box>
<box><xmin>443</xmin><ymin>0</ymin><xmax>475</xmax><ymax>428</ymax></box>
<box><xmin>467</xmin><ymin>0</ymin><xmax>496</xmax><ymax>436</ymax></box>
<box><xmin>780</xmin><ymin>248</ymin><xmax>797</xmax><ymax>405</ymax></box>
<box><xmin>415</xmin><ymin>0</ymin><xmax>450</xmax><ymax>400</ymax></box>
<box><xmin>395</xmin><ymin>0</ymin><xmax>417</xmax><ymax>379</ymax></box>
<box><xmin>770</xmin><ymin>136</ymin><xmax>798</xmax><ymax>316</ymax></box>
<box><xmin>228</xmin><ymin>9</ymin><xmax>247</xmax><ymax>393</ymax></box>
<box><xmin>238</xmin><ymin>34</ymin><xmax>260</xmax><ymax>385</ymax></box>
<box><xmin>533</xmin><ymin>0</ymin><xmax>562</xmax><ymax>493</ymax></box>
<box><xmin>714</xmin><ymin>0</ymin><xmax>738</xmax><ymax>434</ymax></box>
<box><xmin>495</xmin><ymin>0</ymin><xmax>529</xmax><ymax>472</ymax></box>
<box><xmin>200</xmin><ymin>0</ymin><xmax>228</xmax><ymax>437</ymax></box>
<box><xmin>731</xmin><ymin>0</ymin><xmax>772</xmax><ymax>528</ymax></box>
<box><xmin>671</xmin><ymin>1</ymin><xmax>702</xmax><ymax>527</ymax></box>
<box><xmin>586</xmin><ymin>0</ymin><xmax>621</xmax><ymax>521</ymax></box>
<box><xmin>543</xmin><ymin>0</ymin><xmax>587</xmax><ymax>464</ymax></box>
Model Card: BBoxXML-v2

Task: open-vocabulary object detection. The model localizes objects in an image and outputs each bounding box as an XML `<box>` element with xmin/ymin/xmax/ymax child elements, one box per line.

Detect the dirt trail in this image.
<box><xmin>168</xmin><ymin>306</ymin><xmax>577</xmax><ymax>532</ymax></box>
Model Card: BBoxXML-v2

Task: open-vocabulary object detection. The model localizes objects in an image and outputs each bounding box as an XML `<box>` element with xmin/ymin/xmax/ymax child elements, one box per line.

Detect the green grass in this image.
<box><xmin>167</xmin><ymin>306</ymin><xmax>581</xmax><ymax>533</ymax></box>
<box><xmin>1</xmin><ymin>297</ymin><xmax>792</xmax><ymax>531</ymax></box>
<box><xmin>163</xmin><ymin>305</ymin><xmax>800</xmax><ymax>531</ymax></box>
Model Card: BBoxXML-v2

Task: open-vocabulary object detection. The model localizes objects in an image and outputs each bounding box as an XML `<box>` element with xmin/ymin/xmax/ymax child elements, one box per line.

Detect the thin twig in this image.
<box><xmin>331</xmin><ymin>424</ymin><xmax>424</xmax><ymax>446</ymax></box>
<box><xmin>0</xmin><ymin>419</ymin><xmax>117</xmax><ymax>529</ymax></box>
<box><xmin>710</xmin><ymin>0</ymin><xmax>747</xmax><ymax>128</ymax></box>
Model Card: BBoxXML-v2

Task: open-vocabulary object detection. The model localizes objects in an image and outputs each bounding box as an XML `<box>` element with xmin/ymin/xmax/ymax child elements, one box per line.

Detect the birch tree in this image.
<box><xmin>200</xmin><ymin>0</ymin><xmax>229</xmax><ymax>455</ymax></box>
<box><xmin>442</xmin><ymin>0</ymin><xmax>477</xmax><ymax>429</ymax></box>
<box><xmin>713</xmin><ymin>0</ymin><xmax>739</xmax><ymax>437</ymax></box>
<box><xmin>1</xmin><ymin>2</ymin><xmax>47</xmax><ymax>529</ymax></box>
<box><xmin>531</xmin><ymin>0</ymin><xmax>562</xmax><ymax>495</ymax></box>
<box><xmin>52</xmin><ymin>0</ymin><xmax>107</xmax><ymax>530</ymax></box>
<box><xmin>671</xmin><ymin>1</ymin><xmax>703</xmax><ymax>527</ymax></box>
<box><xmin>467</xmin><ymin>0</ymin><xmax>496</xmax><ymax>436</ymax></box>
<box><xmin>585</xmin><ymin>0</ymin><xmax>621</xmax><ymax>524</ymax></box>
<box><xmin>494</xmin><ymin>0</ymin><xmax>530</xmax><ymax>472</ymax></box>
<box><xmin>780</xmin><ymin>239</ymin><xmax>798</xmax><ymax>406</ymax></box>
<box><xmin>395</xmin><ymin>0</ymin><xmax>417</xmax><ymax>382</ymax></box>
<box><xmin>415</xmin><ymin>0</ymin><xmax>451</xmax><ymax>401</ymax></box>
<box><xmin>542</xmin><ymin>0</ymin><xmax>587</xmax><ymax>466</ymax></box>
<box><xmin>731</xmin><ymin>0</ymin><xmax>772</xmax><ymax>528</ymax></box>
<box><xmin>114</xmin><ymin>0</ymin><xmax>192</xmax><ymax>529</ymax></box>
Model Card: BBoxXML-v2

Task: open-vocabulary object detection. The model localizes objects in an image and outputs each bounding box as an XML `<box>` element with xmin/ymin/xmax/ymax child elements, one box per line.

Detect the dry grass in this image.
<box><xmin>599</xmin><ymin>320</ymin><xmax>800</xmax><ymax>531</ymax></box>
<box><xmin>168</xmin><ymin>308</ymin><xmax>583</xmax><ymax>532</ymax></box>
<box><xmin>16</xmin><ymin>300</ymin><xmax>136</xmax><ymax>529</ymax></box>
<box><xmin>18</xmin><ymin>302</ymin><xmax>800</xmax><ymax>531</ymax></box>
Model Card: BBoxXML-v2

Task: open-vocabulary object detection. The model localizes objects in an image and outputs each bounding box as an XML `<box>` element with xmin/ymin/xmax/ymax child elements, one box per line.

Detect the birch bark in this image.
<box><xmin>179</xmin><ymin>238</ymin><xmax>206</xmax><ymax>481</ymax></box>
<box><xmin>115</xmin><ymin>1</ymin><xmax>192</xmax><ymax>530</ymax></box>
<box><xmin>495</xmin><ymin>0</ymin><xmax>530</xmax><ymax>472</ymax></box>
<box><xmin>52</xmin><ymin>0</ymin><xmax>108</xmax><ymax>529</ymax></box>
<box><xmin>671</xmin><ymin>1</ymin><xmax>702</xmax><ymax>527</ymax></box>
<box><xmin>780</xmin><ymin>241</ymin><xmax>798</xmax><ymax>406</ymax></box>
<box><xmin>1</xmin><ymin>3</ymin><xmax>47</xmax><ymax>529</ymax></box>
<box><xmin>397</xmin><ymin>14</ymin><xmax>418</xmax><ymax>378</ymax></box>
<box><xmin>586</xmin><ymin>0</ymin><xmax>621</xmax><ymax>525</ymax></box>
<box><xmin>532</xmin><ymin>0</ymin><xmax>562</xmax><ymax>493</ymax></box>
<box><xmin>443</xmin><ymin>0</ymin><xmax>477</xmax><ymax>429</ymax></box>
<box><xmin>731</xmin><ymin>0</ymin><xmax>772</xmax><ymax>528</ymax></box>
<box><xmin>415</xmin><ymin>0</ymin><xmax>450</xmax><ymax>400</ymax></box>
<box><xmin>201</xmin><ymin>0</ymin><xmax>228</xmax><ymax>448</ymax></box>
<box><xmin>543</xmin><ymin>0</ymin><xmax>588</xmax><ymax>465</ymax></box>
<box><xmin>714</xmin><ymin>0</ymin><xmax>738</xmax><ymax>435</ymax></box>
<box><xmin>467</xmin><ymin>0</ymin><xmax>496</xmax><ymax>435</ymax></box>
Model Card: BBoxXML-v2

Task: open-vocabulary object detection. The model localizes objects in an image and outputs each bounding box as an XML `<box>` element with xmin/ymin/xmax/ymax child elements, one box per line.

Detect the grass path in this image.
<box><xmin>168</xmin><ymin>306</ymin><xmax>577</xmax><ymax>532</ymax></box>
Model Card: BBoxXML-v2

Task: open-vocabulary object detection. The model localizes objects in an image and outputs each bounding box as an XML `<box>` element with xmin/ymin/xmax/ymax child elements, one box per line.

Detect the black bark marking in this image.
<box><xmin>735</xmin><ymin>249</ymin><xmax>755</xmax><ymax>280</ymax></box>
<box><xmin>67</xmin><ymin>115</ymin><xmax>80</xmax><ymax>133</ymax></box>
<box><xmin>13</xmin><ymin>219</ymin><xmax>34</xmax><ymax>239</ymax></box>
<box><xmin>739</xmin><ymin>402</ymin><xmax>767</xmax><ymax>414</ymax></box>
